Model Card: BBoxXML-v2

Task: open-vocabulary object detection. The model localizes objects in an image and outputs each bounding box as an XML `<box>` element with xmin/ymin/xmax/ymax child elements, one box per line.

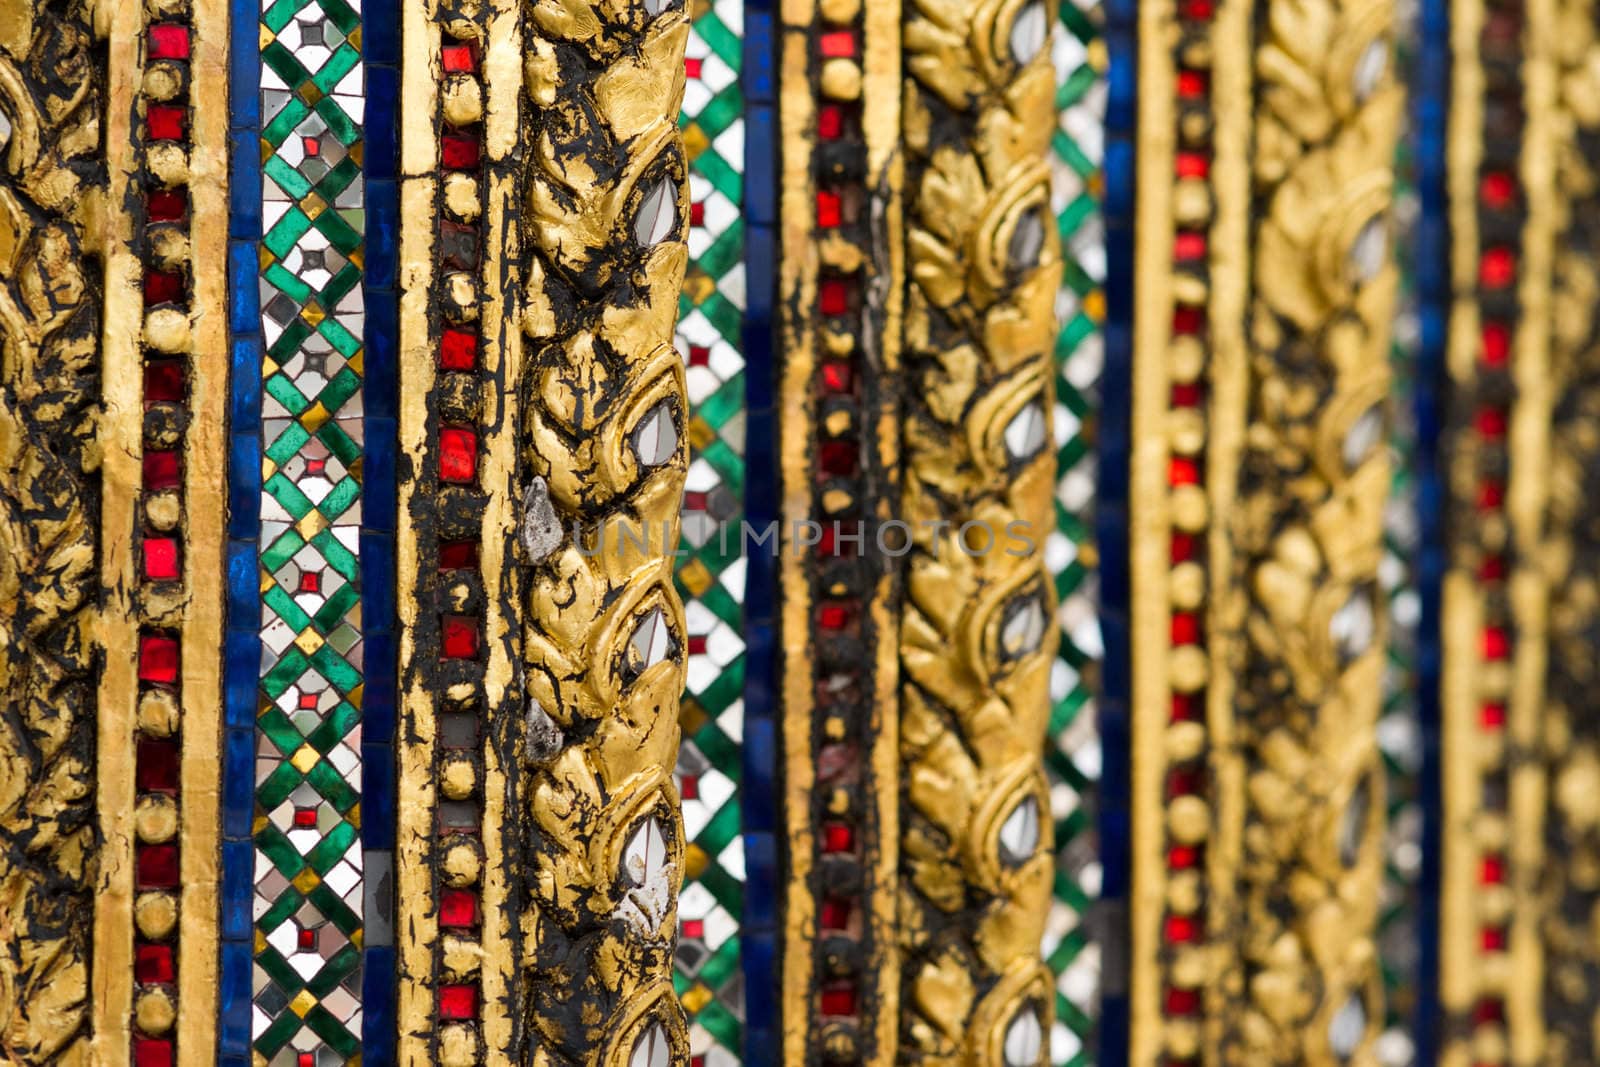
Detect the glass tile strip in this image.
<box><xmin>674</xmin><ymin>1</ymin><xmax>750</xmax><ymax>1062</ymax></box>
<box><xmin>1047</xmin><ymin>2</ymin><xmax>1107</xmax><ymax>1063</ymax></box>
<box><xmin>251</xmin><ymin>0</ymin><xmax>370</xmax><ymax>1059</ymax></box>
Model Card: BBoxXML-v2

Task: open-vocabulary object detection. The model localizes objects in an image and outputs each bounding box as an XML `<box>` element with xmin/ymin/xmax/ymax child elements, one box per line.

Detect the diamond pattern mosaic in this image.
<box><xmin>672</xmin><ymin>1</ymin><xmax>749</xmax><ymax>1062</ymax></box>
<box><xmin>254</xmin><ymin>0</ymin><xmax>369</xmax><ymax>1059</ymax></box>
<box><xmin>1044</xmin><ymin>2</ymin><xmax>1106</xmax><ymax>1063</ymax></box>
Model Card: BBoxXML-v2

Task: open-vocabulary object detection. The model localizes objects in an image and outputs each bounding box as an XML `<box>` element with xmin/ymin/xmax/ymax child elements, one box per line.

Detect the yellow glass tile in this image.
<box><xmin>289</xmin><ymin>989</ymin><xmax>317</xmax><ymax>1018</ymax></box>
<box><xmin>291</xmin><ymin>743</ymin><xmax>320</xmax><ymax>774</ymax></box>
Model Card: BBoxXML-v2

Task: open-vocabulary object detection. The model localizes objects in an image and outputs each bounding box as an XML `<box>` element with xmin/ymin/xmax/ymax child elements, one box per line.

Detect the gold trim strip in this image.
<box><xmin>478</xmin><ymin>0</ymin><xmax>522</xmax><ymax>1056</ymax></box>
<box><xmin>776</xmin><ymin>0</ymin><xmax>818</xmax><ymax>1060</ymax></box>
<box><xmin>394</xmin><ymin>0</ymin><xmax>442</xmax><ymax>1053</ymax></box>
<box><xmin>1127</xmin><ymin>2</ymin><xmax>1177</xmax><ymax>1063</ymax></box>
<box><xmin>179</xmin><ymin>0</ymin><xmax>230</xmax><ymax>1054</ymax></box>
<box><xmin>94</xmin><ymin>6</ymin><xmax>147</xmax><ymax>1061</ymax></box>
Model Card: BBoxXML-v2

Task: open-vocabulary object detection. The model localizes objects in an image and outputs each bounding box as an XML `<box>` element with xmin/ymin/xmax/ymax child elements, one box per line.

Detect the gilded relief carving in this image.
<box><xmin>0</xmin><ymin>6</ymin><xmax>102</xmax><ymax>1059</ymax></box>
<box><xmin>518</xmin><ymin>0</ymin><xmax>694</xmax><ymax>1059</ymax></box>
<box><xmin>899</xmin><ymin>0</ymin><xmax>1062</xmax><ymax>1059</ymax></box>
<box><xmin>1227</xmin><ymin>0</ymin><xmax>1399</xmax><ymax>1060</ymax></box>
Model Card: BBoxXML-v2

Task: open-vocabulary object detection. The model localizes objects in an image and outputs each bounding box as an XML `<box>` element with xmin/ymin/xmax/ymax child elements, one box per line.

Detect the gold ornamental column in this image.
<box><xmin>897</xmin><ymin>0</ymin><xmax>1063</xmax><ymax>1063</ymax></box>
<box><xmin>1127</xmin><ymin>1</ymin><xmax>1402</xmax><ymax>1063</ymax></box>
<box><xmin>1</xmin><ymin>1</ymin><xmax>227</xmax><ymax>1063</ymax></box>
<box><xmin>393</xmin><ymin>0</ymin><xmax>694</xmax><ymax>1061</ymax></box>
<box><xmin>1437</xmin><ymin>0</ymin><xmax>1600</xmax><ymax>1062</ymax></box>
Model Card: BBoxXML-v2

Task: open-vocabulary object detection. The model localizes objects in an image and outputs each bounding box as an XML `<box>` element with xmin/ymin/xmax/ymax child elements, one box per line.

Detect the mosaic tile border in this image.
<box><xmin>221</xmin><ymin>0</ymin><xmax>397</xmax><ymax>1059</ymax></box>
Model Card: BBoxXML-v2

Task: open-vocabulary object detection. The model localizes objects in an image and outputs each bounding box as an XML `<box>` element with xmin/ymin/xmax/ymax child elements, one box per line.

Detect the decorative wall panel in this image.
<box><xmin>18</xmin><ymin>1</ymin><xmax>1600</xmax><ymax>1064</ymax></box>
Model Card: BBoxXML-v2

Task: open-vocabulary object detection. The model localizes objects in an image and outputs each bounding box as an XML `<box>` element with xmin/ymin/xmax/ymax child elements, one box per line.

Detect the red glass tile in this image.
<box><xmin>1479</xmin><ymin>246</ymin><xmax>1515</xmax><ymax>289</ymax></box>
<box><xmin>138</xmin><ymin>633</ymin><xmax>180</xmax><ymax>683</ymax></box>
<box><xmin>821</xmin><ymin>361</ymin><xmax>852</xmax><ymax>393</ymax></box>
<box><xmin>440</xmin><ymin>328</ymin><xmax>479</xmax><ymax>371</ymax></box>
<box><xmin>299</xmin><ymin>692</ymin><xmax>319</xmax><ymax>710</ymax></box>
<box><xmin>441</xmin><ymin>42</ymin><xmax>479</xmax><ymax>73</ymax></box>
<box><xmin>1481</xmin><ymin>926</ymin><xmax>1506</xmax><ymax>951</ymax></box>
<box><xmin>1480</xmin><ymin>855</ymin><xmax>1505</xmax><ymax>884</ymax></box>
<box><xmin>819</xmin><ymin>278</ymin><xmax>851</xmax><ymax>316</ymax></box>
<box><xmin>816</xmin><ymin>190</ymin><xmax>841</xmax><ymax>228</ymax></box>
<box><xmin>1171</xmin><ymin>382</ymin><xmax>1202</xmax><ymax>407</ymax></box>
<box><xmin>143</xmin><ymin>269</ymin><xmax>184</xmax><ymax>306</ymax></box>
<box><xmin>1473</xmin><ymin>998</ymin><xmax>1505</xmax><ymax>1025</ymax></box>
<box><xmin>138</xmin><ymin>739</ymin><xmax>181</xmax><ymax>793</ymax></box>
<box><xmin>144</xmin><ymin>450</ymin><xmax>181</xmax><ymax>491</ymax></box>
<box><xmin>822</xmin><ymin>822</ymin><xmax>854</xmax><ymax>852</ymax></box>
<box><xmin>148</xmin><ymin>24</ymin><xmax>191</xmax><ymax>60</ymax></box>
<box><xmin>440</xmin><ymin>888</ymin><xmax>480</xmax><ymax>928</ymax></box>
<box><xmin>1167</xmin><ymin>766</ymin><xmax>1204</xmax><ymax>799</ymax></box>
<box><xmin>1480</xmin><ymin>170</ymin><xmax>1517</xmax><ymax>210</ymax></box>
<box><xmin>1175</xmin><ymin>152</ymin><xmax>1210</xmax><ymax>179</ymax></box>
<box><xmin>1168</xmin><ymin>457</ymin><xmax>1200</xmax><ymax>486</ymax></box>
<box><xmin>1171</xmin><ymin>692</ymin><xmax>1202</xmax><ymax>722</ymax></box>
<box><xmin>684</xmin><ymin>57</ymin><xmax>703</xmax><ymax>79</ymax></box>
<box><xmin>1167</xmin><ymin>845</ymin><xmax>1200</xmax><ymax>870</ymax></box>
<box><xmin>442</xmin><ymin>134</ymin><xmax>481</xmax><ymax>171</ymax></box>
<box><xmin>439</xmin><ymin>984</ymin><xmax>478</xmax><ymax>1020</ymax></box>
<box><xmin>1482</xmin><ymin>626</ymin><xmax>1509</xmax><ymax>660</ymax></box>
<box><xmin>817</xmin><ymin>105</ymin><xmax>844</xmax><ymax>140</ymax></box>
<box><xmin>817</xmin><ymin>603</ymin><xmax>851</xmax><ymax>630</ymax></box>
<box><xmin>690</xmin><ymin>201</ymin><xmax>705</xmax><ymax>227</ymax></box>
<box><xmin>687</xmin><ymin>635</ymin><xmax>708</xmax><ymax>655</ymax></box>
<box><xmin>1180</xmin><ymin>0</ymin><xmax>1214</xmax><ymax>18</ymax></box>
<box><xmin>439</xmin><ymin>539</ymin><xmax>479</xmax><ymax>570</ymax></box>
<box><xmin>1481</xmin><ymin>702</ymin><xmax>1506</xmax><ymax>729</ymax></box>
<box><xmin>820</xmin><ymin>30</ymin><xmax>855</xmax><ymax>58</ymax></box>
<box><xmin>1479</xmin><ymin>554</ymin><xmax>1506</xmax><ymax>581</ymax></box>
<box><xmin>820</xmin><ymin>895</ymin><xmax>851</xmax><ymax>930</ymax></box>
<box><xmin>685</xmin><ymin>491</ymin><xmax>708</xmax><ymax>512</ymax></box>
<box><xmin>1476</xmin><ymin>407</ymin><xmax>1507</xmax><ymax>438</ymax></box>
<box><xmin>303</xmin><ymin>135</ymin><xmax>321</xmax><ymax>158</ymax></box>
<box><xmin>1165</xmin><ymin>987</ymin><xmax>1201</xmax><ymax>1014</ymax></box>
<box><xmin>297</xmin><ymin>926</ymin><xmax>317</xmax><ymax>950</ymax></box>
<box><xmin>1174</xmin><ymin>231</ymin><xmax>1206</xmax><ymax>261</ymax></box>
<box><xmin>1176</xmin><ymin>70</ymin><xmax>1207</xmax><ymax>98</ymax></box>
<box><xmin>1171</xmin><ymin>306</ymin><xmax>1205</xmax><ymax>335</ymax></box>
<box><xmin>136</xmin><ymin>844</ymin><xmax>180</xmax><ymax>889</ymax></box>
<box><xmin>680</xmin><ymin>775</ymin><xmax>699</xmax><ymax>800</ymax></box>
<box><xmin>1164</xmin><ymin>914</ymin><xmax>1199</xmax><ymax>942</ymax></box>
<box><xmin>133</xmin><ymin>1038</ymin><xmax>175</xmax><ymax>1067</ymax></box>
<box><xmin>146</xmin><ymin>106</ymin><xmax>186</xmax><ymax>142</ymax></box>
<box><xmin>142</xmin><ymin>538</ymin><xmax>180</xmax><ymax>581</ymax></box>
<box><xmin>293</xmin><ymin>806</ymin><xmax>318</xmax><ymax>828</ymax></box>
<box><xmin>305</xmin><ymin>457</ymin><xmax>326</xmax><ymax>476</ymax></box>
<box><xmin>1170</xmin><ymin>612</ymin><xmax>1200</xmax><ymax>645</ymax></box>
<box><xmin>299</xmin><ymin>571</ymin><xmax>321</xmax><ymax>593</ymax></box>
<box><xmin>688</xmin><ymin>344</ymin><xmax>711</xmax><ymax>367</ymax></box>
<box><xmin>144</xmin><ymin>360</ymin><xmax>185</xmax><ymax>403</ymax></box>
<box><xmin>681</xmin><ymin>918</ymin><xmax>704</xmax><ymax>939</ymax></box>
<box><xmin>1481</xmin><ymin>320</ymin><xmax>1510</xmax><ymax>366</ymax></box>
<box><xmin>442</xmin><ymin>615</ymin><xmax>480</xmax><ymax>660</ymax></box>
<box><xmin>298</xmin><ymin>1054</ymin><xmax>314</xmax><ymax>1067</ymax></box>
<box><xmin>819</xmin><ymin>983</ymin><xmax>857</xmax><ymax>1016</ymax></box>
<box><xmin>1169</xmin><ymin>532</ymin><xmax>1197</xmax><ymax>562</ymax></box>
<box><xmin>439</xmin><ymin>426</ymin><xmax>478</xmax><ymax>483</ymax></box>
<box><xmin>147</xmin><ymin>188</ymin><xmax>188</xmax><ymax>223</ymax></box>
<box><xmin>1478</xmin><ymin>480</ymin><xmax>1504</xmax><ymax>509</ymax></box>
<box><xmin>818</xmin><ymin>440</ymin><xmax>857</xmax><ymax>477</ymax></box>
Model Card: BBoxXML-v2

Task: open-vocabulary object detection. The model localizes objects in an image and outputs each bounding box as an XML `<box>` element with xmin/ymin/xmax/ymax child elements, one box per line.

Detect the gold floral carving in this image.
<box><xmin>0</xmin><ymin>5</ymin><xmax>103</xmax><ymax>1060</ymax></box>
<box><xmin>1130</xmin><ymin>0</ymin><xmax>1400</xmax><ymax>1062</ymax></box>
<box><xmin>517</xmin><ymin>0</ymin><xmax>694</xmax><ymax>1060</ymax></box>
<box><xmin>898</xmin><ymin>0</ymin><xmax>1062</xmax><ymax>1059</ymax></box>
